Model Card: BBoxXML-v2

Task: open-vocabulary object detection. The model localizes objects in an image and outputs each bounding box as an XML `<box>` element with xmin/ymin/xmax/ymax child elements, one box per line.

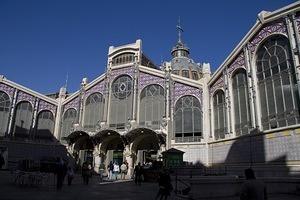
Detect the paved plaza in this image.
<box><xmin>1</xmin><ymin>171</ymin><xmax>300</xmax><ymax>200</ymax></box>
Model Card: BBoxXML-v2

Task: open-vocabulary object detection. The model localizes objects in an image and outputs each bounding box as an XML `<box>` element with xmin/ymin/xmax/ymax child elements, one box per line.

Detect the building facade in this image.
<box><xmin>1</xmin><ymin>2</ymin><xmax>300</xmax><ymax>176</ymax></box>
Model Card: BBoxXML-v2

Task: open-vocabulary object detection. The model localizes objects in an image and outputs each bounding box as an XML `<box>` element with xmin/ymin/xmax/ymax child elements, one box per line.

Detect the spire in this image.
<box><xmin>171</xmin><ymin>18</ymin><xmax>189</xmax><ymax>58</ymax></box>
<box><xmin>176</xmin><ymin>17</ymin><xmax>183</xmax><ymax>44</ymax></box>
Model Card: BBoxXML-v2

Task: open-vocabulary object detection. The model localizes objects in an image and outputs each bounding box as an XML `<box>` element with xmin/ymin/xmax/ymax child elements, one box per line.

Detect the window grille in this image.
<box><xmin>174</xmin><ymin>95</ymin><xmax>202</xmax><ymax>142</ymax></box>
<box><xmin>13</xmin><ymin>101</ymin><xmax>33</xmax><ymax>138</ymax></box>
<box><xmin>0</xmin><ymin>91</ymin><xmax>10</xmax><ymax>136</ymax></box>
<box><xmin>256</xmin><ymin>35</ymin><xmax>300</xmax><ymax>130</ymax></box>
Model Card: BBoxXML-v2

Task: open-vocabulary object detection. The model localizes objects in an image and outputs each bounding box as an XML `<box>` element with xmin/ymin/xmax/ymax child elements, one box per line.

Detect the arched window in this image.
<box><xmin>109</xmin><ymin>75</ymin><xmax>133</xmax><ymax>129</ymax></box>
<box><xmin>13</xmin><ymin>101</ymin><xmax>33</xmax><ymax>138</ymax></box>
<box><xmin>0</xmin><ymin>91</ymin><xmax>10</xmax><ymax>136</ymax></box>
<box><xmin>36</xmin><ymin>110</ymin><xmax>54</xmax><ymax>140</ymax></box>
<box><xmin>174</xmin><ymin>95</ymin><xmax>202</xmax><ymax>142</ymax></box>
<box><xmin>61</xmin><ymin>108</ymin><xmax>77</xmax><ymax>139</ymax></box>
<box><xmin>232</xmin><ymin>69</ymin><xmax>251</xmax><ymax>136</ymax></box>
<box><xmin>192</xmin><ymin>71</ymin><xmax>199</xmax><ymax>80</ymax></box>
<box><xmin>256</xmin><ymin>35</ymin><xmax>300</xmax><ymax>130</ymax></box>
<box><xmin>213</xmin><ymin>90</ymin><xmax>227</xmax><ymax>140</ymax></box>
<box><xmin>84</xmin><ymin>93</ymin><xmax>105</xmax><ymax>130</ymax></box>
<box><xmin>140</xmin><ymin>84</ymin><xmax>165</xmax><ymax>129</ymax></box>
<box><xmin>173</xmin><ymin>70</ymin><xmax>179</xmax><ymax>75</ymax></box>
<box><xmin>182</xmin><ymin>70</ymin><xmax>189</xmax><ymax>78</ymax></box>
<box><xmin>112</xmin><ymin>53</ymin><xmax>135</xmax><ymax>66</ymax></box>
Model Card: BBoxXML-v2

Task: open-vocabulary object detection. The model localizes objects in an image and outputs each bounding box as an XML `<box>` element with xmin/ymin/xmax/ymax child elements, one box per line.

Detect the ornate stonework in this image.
<box><xmin>209</xmin><ymin>76</ymin><xmax>224</xmax><ymax>95</ymax></box>
<box><xmin>64</xmin><ymin>96</ymin><xmax>79</xmax><ymax>111</ymax></box>
<box><xmin>296</xmin><ymin>15</ymin><xmax>300</xmax><ymax>33</ymax></box>
<box><xmin>173</xmin><ymin>82</ymin><xmax>203</xmax><ymax>105</ymax></box>
<box><xmin>227</xmin><ymin>52</ymin><xmax>246</xmax><ymax>76</ymax></box>
<box><xmin>247</xmin><ymin>20</ymin><xmax>287</xmax><ymax>56</ymax></box>
<box><xmin>0</xmin><ymin>83</ymin><xmax>15</xmax><ymax>99</ymax></box>
<box><xmin>110</xmin><ymin>66</ymin><xmax>135</xmax><ymax>81</ymax></box>
<box><xmin>16</xmin><ymin>90</ymin><xmax>36</xmax><ymax>105</ymax></box>
<box><xmin>85</xmin><ymin>81</ymin><xmax>106</xmax><ymax>97</ymax></box>
<box><xmin>38</xmin><ymin>99</ymin><xmax>57</xmax><ymax>115</ymax></box>
<box><xmin>139</xmin><ymin>72</ymin><xmax>164</xmax><ymax>90</ymax></box>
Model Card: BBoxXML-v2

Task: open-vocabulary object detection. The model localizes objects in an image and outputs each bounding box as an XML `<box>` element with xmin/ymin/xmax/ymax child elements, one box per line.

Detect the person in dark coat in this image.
<box><xmin>56</xmin><ymin>157</ymin><xmax>67</xmax><ymax>190</ymax></box>
<box><xmin>155</xmin><ymin>169</ymin><xmax>173</xmax><ymax>200</ymax></box>
<box><xmin>134</xmin><ymin>162</ymin><xmax>143</xmax><ymax>185</ymax></box>
<box><xmin>240</xmin><ymin>168</ymin><xmax>267</xmax><ymax>200</ymax></box>
<box><xmin>82</xmin><ymin>162</ymin><xmax>91</xmax><ymax>185</ymax></box>
<box><xmin>0</xmin><ymin>151</ymin><xmax>5</xmax><ymax>170</ymax></box>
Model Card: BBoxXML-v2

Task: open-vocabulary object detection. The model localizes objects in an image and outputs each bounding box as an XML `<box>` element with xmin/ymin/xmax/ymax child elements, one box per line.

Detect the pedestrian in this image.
<box><xmin>155</xmin><ymin>169</ymin><xmax>173</xmax><ymax>200</ymax></box>
<box><xmin>134</xmin><ymin>162</ymin><xmax>143</xmax><ymax>185</ymax></box>
<box><xmin>107</xmin><ymin>161</ymin><xmax>114</xmax><ymax>180</ymax></box>
<box><xmin>67</xmin><ymin>166</ymin><xmax>74</xmax><ymax>186</ymax></box>
<box><xmin>0</xmin><ymin>151</ymin><xmax>4</xmax><ymax>170</ymax></box>
<box><xmin>240</xmin><ymin>168</ymin><xmax>267</xmax><ymax>200</ymax></box>
<box><xmin>99</xmin><ymin>163</ymin><xmax>105</xmax><ymax>182</ymax></box>
<box><xmin>113</xmin><ymin>162</ymin><xmax>120</xmax><ymax>180</ymax></box>
<box><xmin>120</xmin><ymin>162</ymin><xmax>128</xmax><ymax>180</ymax></box>
<box><xmin>82</xmin><ymin>162</ymin><xmax>91</xmax><ymax>185</ymax></box>
<box><xmin>56</xmin><ymin>157</ymin><xmax>67</xmax><ymax>191</ymax></box>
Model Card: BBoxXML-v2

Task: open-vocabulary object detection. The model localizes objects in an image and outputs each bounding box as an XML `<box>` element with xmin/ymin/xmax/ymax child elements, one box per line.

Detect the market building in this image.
<box><xmin>1</xmin><ymin>2</ymin><xmax>300</xmax><ymax>176</ymax></box>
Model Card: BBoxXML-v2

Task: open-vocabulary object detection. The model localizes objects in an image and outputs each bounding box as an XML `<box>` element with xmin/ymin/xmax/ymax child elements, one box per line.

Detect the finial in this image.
<box><xmin>176</xmin><ymin>17</ymin><xmax>183</xmax><ymax>43</ymax></box>
<box><xmin>64</xmin><ymin>71</ymin><xmax>69</xmax><ymax>89</ymax></box>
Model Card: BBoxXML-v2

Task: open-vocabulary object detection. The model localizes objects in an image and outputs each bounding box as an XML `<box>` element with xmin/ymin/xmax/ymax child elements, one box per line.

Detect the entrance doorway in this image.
<box><xmin>113</xmin><ymin>150</ymin><xmax>123</xmax><ymax>165</ymax></box>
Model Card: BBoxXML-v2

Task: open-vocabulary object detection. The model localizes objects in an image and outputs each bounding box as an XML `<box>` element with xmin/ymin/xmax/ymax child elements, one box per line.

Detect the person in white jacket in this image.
<box><xmin>113</xmin><ymin>162</ymin><xmax>120</xmax><ymax>180</ymax></box>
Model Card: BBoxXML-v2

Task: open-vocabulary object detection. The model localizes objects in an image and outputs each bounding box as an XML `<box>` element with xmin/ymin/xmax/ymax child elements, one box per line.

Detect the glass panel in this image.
<box><xmin>36</xmin><ymin>110</ymin><xmax>54</xmax><ymax>140</ymax></box>
<box><xmin>256</xmin><ymin>35</ymin><xmax>300</xmax><ymax>130</ymax></box>
<box><xmin>61</xmin><ymin>108</ymin><xmax>77</xmax><ymax>139</ymax></box>
<box><xmin>0</xmin><ymin>92</ymin><xmax>10</xmax><ymax>136</ymax></box>
<box><xmin>14</xmin><ymin>102</ymin><xmax>33</xmax><ymax>138</ymax></box>
<box><xmin>84</xmin><ymin>93</ymin><xmax>104</xmax><ymax>130</ymax></box>
<box><xmin>139</xmin><ymin>84</ymin><xmax>165</xmax><ymax>127</ymax></box>
<box><xmin>174</xmin><ymin>95</ymin><xmax>202</xmax><ymax>142</ymax></box>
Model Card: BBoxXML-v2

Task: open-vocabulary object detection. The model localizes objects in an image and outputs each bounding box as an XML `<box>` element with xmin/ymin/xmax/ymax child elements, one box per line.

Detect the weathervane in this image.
<box><xmin>176</xmin><ymin>17</ymin><xmax>184</xmax><ymax>43</ymax></box>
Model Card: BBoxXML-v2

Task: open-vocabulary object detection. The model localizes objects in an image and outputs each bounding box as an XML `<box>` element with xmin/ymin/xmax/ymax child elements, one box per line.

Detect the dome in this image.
<box><xmin>170</xmin><ymin>23</ymin><xmax>202</xmax><ymax>80</ymax></box>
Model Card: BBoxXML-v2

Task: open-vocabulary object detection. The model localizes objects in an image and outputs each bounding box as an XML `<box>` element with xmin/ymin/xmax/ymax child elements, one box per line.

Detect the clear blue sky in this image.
<box><xmin>0</xmin><ymin>0</ymin><xmax>296</xmax><ymax>94</ymax></box>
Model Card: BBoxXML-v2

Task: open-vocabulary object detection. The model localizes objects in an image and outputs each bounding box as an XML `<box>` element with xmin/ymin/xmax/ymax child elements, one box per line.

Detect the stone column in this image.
<box><xmin>124</xmin><ymin>145</ymin><xmax>134</xmax><ymax>176</ymax></box>
<box><xmin>31</xmin><ymin>98</ymin><xmax>39</xmax><ymax>139</ymax></box>
<box><xmin>244</xmin><ymin>46</ymin><xmax>256</xmax><ymax>129</ymax></box>
<box><xmin>7</xmin><ymin>89</ymin><xmax>18</xmax><ymax>137</ymax></box>
<box><xmin>287</xmin><ymin>15</ymin><xmax>300</xmax><ymax>101</ymax></box>
<box><xmin>54</xmin><ymin>87</ymin><xmax>66</xmax><ymax>139</ymax></box>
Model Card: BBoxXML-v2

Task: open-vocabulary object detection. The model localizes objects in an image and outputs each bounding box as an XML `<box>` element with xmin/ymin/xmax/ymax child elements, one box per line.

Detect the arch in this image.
<box><xmin>174</xmin><ymin>95</ymin><xmax>202</xmax><ymax>143</ymax></box>
<box><xmin>112</xmin><ymin>52</ymin><xmax>135</xmax><ymax>66</ymax></box>
<box><xmin>139</xmin><ymin>84</ymin><xmax>165</xmax><ymax>129</ymax></box>
<box><xmin>13</xmin><ymin>101</ymin><xmax>33</xmax><ymax>138</ymax></box>
<box><xmin>83</xmin><ymin>92</ymin><xmax>105</xmax><ymax>131</ymax></box>
<box><xmin>0</xmin><ymin>91</ymin><xmax>11</xmax><ymax>136</ymax></box>
<box><xmin>127</xmin><ymin>128</ymin><xmax>164</xmax><ymax>165</ymax></box>
<box><xmin>94</xmin><ymin>130</ymin><xmax>125</xmax><ymax>165</ymax></box>
<box><xmin>35</xmin><ymin>110</ymin><xmax>55</xmax><ymax>140</ymax></box>
<box><xmin>60</xmin><ymin>108</ymin><xmax>77</xmax><ymax>140</ymax></box>
<box><xmin>253</xmin><ymin>33</ymin><xmax>288</xmax><ymax>57</ymax></box>
<box><xmin>109</xmin><ymin>75</ymin><xmax>133</xmax><ymax>129</ymax></box>
<box><xmin>255</xmin><ymin>34</ymin><xmax>300</xmax><ymax>130</ymax></box>
<box><xmin>213</xmin><ymin>90</ymin><xmax>227</xmax><ymax>140</ymax></box>
<box><xmin>231</xmin><ymin>68</ymin><xmax>251</xmax><ymax>136</ymax></box>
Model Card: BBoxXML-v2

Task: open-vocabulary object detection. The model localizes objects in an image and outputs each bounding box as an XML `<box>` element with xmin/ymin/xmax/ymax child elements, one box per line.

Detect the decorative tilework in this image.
<box><xmin>139</xmin><ymin>72</ymin><xmax>164</xmax><ymax>90</ymax></box>
<box><xmin>85</xmin><ymin>81</ymin><xmax>106</xmax><ymax>97</ymax></box>
<box><xmin>64</xmin><ymin>96</ymin><xmax>79</xmax><ymax>111</ymax></box>
<box><xmin>247</xmin><ymin>21</ymin><xmax>287</xmax><ymax>56</ymax></box>
<box><xmin>110</xmin><ymin>66</ymin><xmax>135</xmax><ymax>81</ymax></box>
<box><xmin>173</xmin><ymin>82</ymin><xmax>203</xmax><ymax>105</ymax></box>
<box><xmin>209</xmin><ymin>76</ymin><xmax>224</xmax><ymax>95</ymax></box>
<box><xmin>38</xmin><ymin>99</ymin><xmax>57</xmax><ymax>115</ymax></box>
<box><xmin>0</xmin><ymin>83</ymin><xmax>15</xmax><ymax>99</ymax></box>
<box><xmin>17</xmin><ymin>90</ymin><xmax>36</xmax><ymax>105</ymax></box>
<box><xmin>227</xmin><ymin>52</ymin><xmax>245</xmax><ymax>76</ymax></box>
